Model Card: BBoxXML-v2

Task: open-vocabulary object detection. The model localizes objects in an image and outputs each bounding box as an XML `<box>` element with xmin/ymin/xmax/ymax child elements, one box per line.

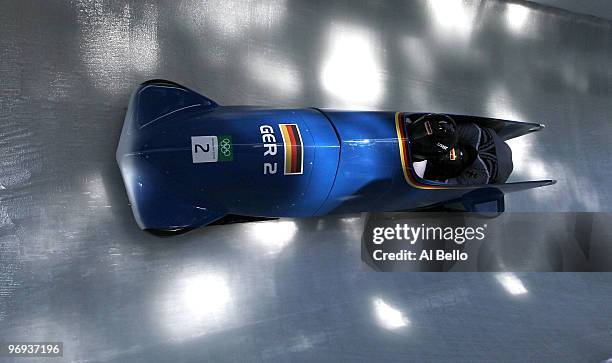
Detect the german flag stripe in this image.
<box><xmin>395</xmin><ymin>112</ymin><xmax>453</xmax><ymax>189</ymax></box>
<box><xmin>279</xmin><ymin>124</ymin><xmax>303</xmax><ymax>175</ymax></box>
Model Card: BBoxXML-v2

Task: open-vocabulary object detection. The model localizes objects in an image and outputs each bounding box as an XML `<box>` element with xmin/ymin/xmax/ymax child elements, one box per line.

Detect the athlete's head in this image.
<box><xmin>409</xmin><ymin>114</ymin><xmax>458</xmax><ymax>159</ymax></box>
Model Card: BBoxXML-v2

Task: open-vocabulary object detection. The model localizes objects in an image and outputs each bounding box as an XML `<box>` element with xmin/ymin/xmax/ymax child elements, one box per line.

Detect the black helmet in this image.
<box><xmin>424</xmin><ymin>144</ymin><xmax>477</xmax><ymax>181</ymax></box>
<box><xmin>408</xmin><ymin>114</ymin><xmax>458</xmax><ymax>160</ymax></box>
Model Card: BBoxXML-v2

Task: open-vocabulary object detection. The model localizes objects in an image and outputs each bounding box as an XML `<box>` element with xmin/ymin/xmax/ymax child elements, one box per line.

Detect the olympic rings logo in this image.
<box><xmin>220</xmin><ymin>138</ymin><xmax>232</xmax><ymax>157</ymax></box>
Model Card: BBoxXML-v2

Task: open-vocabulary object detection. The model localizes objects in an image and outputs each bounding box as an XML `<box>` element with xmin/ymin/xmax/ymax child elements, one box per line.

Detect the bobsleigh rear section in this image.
<box><xmin>117</xmin><ymin>80</ymin><xmax>555</xmax><ymax>233</ymax></box>
<box><xmin>312</xmin><ymin>111</ymin><xmax>555</xmax><ymax>215</ymax></box>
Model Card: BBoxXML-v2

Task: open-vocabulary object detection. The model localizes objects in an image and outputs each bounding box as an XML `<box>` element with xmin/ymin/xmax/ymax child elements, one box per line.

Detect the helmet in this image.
<box><xmin>424</xmin><ymin>144</ymin><xmax>477</xmax><ymax>181</ymax></box>
<box><xmin>408</xmin><ymin>114</ymin><xmax>458</xmax><ymax>160</ymax></box>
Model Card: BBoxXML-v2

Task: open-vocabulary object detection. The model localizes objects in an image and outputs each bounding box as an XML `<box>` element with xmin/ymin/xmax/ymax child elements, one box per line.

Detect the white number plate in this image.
<box><xmin>191</xmin><ymin>136</ymin><xmax>218</xmax><ymax>163</ymax></box>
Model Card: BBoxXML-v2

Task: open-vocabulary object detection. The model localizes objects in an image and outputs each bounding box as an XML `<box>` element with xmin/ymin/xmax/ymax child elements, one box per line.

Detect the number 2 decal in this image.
<box><xmin>191</xmin><ymin>136</ymin><xmax>218</xmax><ymax>163</ymax></box>
<box><xmin>195</xmin><ymin>144</ymin><xmax>210</xmax><ymax>153</ymax></box>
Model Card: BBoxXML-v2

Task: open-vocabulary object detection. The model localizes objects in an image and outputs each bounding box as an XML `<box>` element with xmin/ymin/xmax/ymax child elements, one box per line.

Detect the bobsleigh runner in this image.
<box><xmin>116</xmin><ymin>80</ymin><xmax>555</xmax><ymax>235</ymax></box>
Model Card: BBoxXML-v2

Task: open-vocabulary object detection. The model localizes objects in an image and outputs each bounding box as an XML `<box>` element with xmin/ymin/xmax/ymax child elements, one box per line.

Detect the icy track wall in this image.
<box><xmin>2</xmin><ymin>0</ymin><xmax>612</xmax><ymax>361</ymax></box>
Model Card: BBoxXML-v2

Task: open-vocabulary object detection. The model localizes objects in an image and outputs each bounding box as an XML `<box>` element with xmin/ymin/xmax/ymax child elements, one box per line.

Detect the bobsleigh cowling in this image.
<box><xmin>116</xmin><ymin>80</ymin><xmax>555</xmax><ymax>234</ymax></box>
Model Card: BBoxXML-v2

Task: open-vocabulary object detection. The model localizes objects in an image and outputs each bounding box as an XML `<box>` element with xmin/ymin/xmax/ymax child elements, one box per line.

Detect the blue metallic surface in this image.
<box><xmin>117</xmin><ymin>83</ymin><xmax>554</xmax><ymax>230</ymax></box>
<box><xmin>118</xmin><ymin>81</ymin><xmax>343</xmax><ymax>229</ymax></box>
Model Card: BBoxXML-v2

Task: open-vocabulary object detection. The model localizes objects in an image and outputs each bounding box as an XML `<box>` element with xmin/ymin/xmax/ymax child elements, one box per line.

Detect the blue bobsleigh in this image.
<box><xmin>116</xmin><ymin>80</ymin><xmax>555</xmax><ymax>234</ymax></box>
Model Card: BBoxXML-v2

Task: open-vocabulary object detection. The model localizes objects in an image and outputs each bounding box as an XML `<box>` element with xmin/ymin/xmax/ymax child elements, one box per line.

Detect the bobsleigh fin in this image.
<box><xmin>430</xmin><ymin>180</ymin><xmax>556</xmax><ymax>214</ymax></box>
<box><xmin>447</xmin><ymin>114</ymin><xmax>544</xmax><ymax>141</ymax></box>
<box><xmin>491</xmin><ymin>179</ymin><xmax>557</xmax><ymax>193</ymax></box>
<box><xmin>135</xmin><ymin>79</ymin><xmax>218</xmax><ymax>129</ymax></box>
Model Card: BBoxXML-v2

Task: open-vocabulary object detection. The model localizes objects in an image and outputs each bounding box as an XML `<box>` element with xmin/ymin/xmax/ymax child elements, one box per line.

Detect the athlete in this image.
<box><xmin>408</xmin><ymin>114</ymin><xmax>513</xmax><ymax>185</ymax></box>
